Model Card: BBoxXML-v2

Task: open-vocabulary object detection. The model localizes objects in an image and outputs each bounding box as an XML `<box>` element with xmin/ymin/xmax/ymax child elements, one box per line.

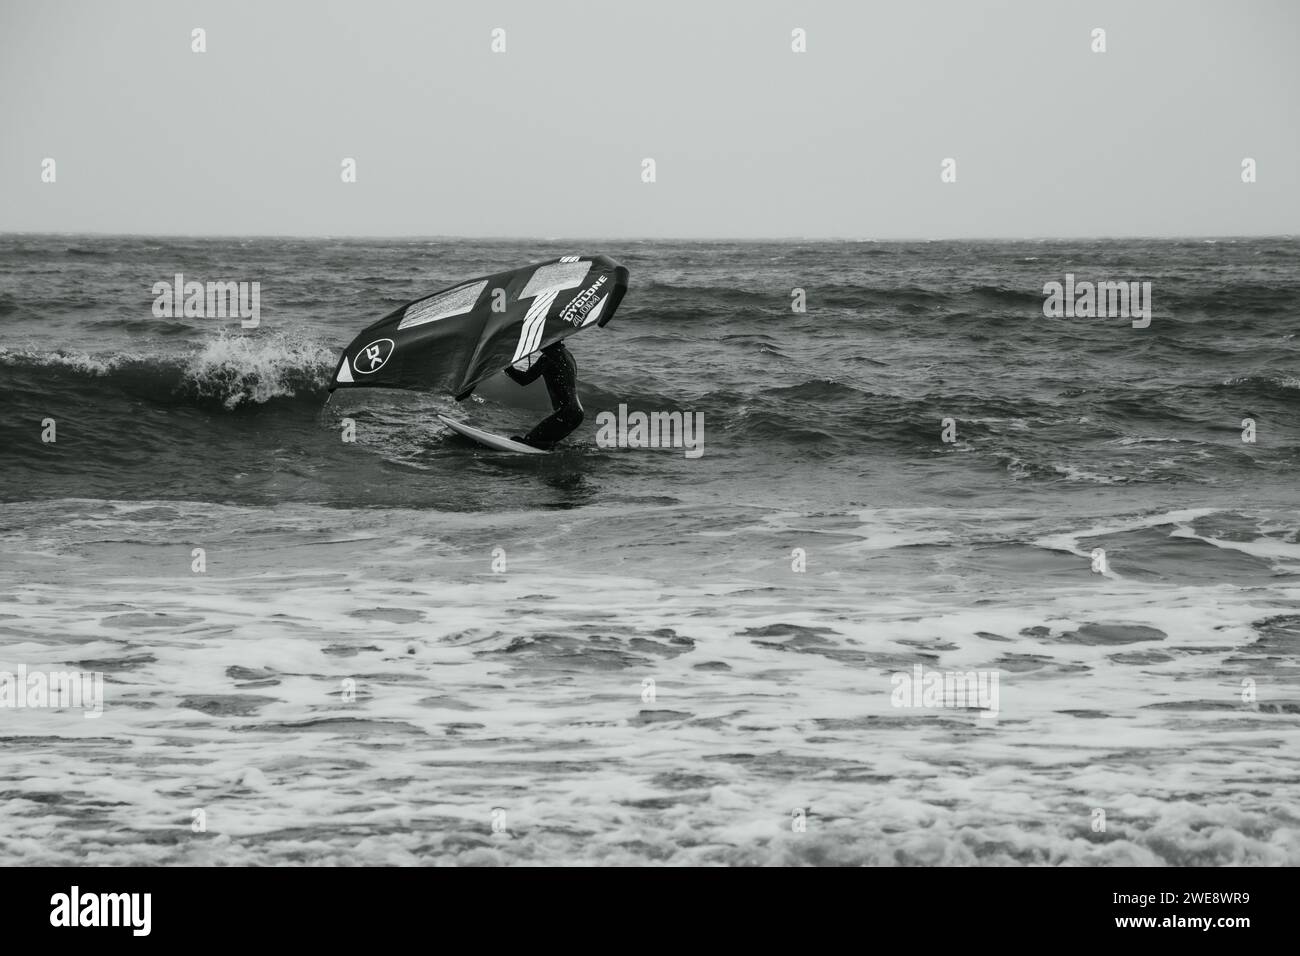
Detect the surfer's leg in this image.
<box><xmin>518</xmin><ymin>402</ymin><xmax>584</xmax><ymax>449</ymax></box>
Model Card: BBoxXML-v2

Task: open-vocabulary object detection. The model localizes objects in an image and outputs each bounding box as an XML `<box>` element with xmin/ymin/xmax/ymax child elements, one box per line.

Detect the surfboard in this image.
<box><xmin>437</xmin><ymin>414</ymin><xmax>547</xmax><ymax>454</ymax></box>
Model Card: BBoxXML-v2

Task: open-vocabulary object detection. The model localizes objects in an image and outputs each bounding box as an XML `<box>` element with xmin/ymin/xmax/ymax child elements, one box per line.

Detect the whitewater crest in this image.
<box><xmin>182</xmin><ymin>333</ymin><xmax>336</xmax><ymax>409</ymax></box>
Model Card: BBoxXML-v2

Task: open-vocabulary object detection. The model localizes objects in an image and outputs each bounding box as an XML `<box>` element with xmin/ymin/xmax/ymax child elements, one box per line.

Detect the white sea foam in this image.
<box><xmin>182</xmin><ymin>333</ymin><xmax>336</xmax><ymax>408</ymax></box>
<box><xmin>1</xmin><ymin>499</ymin><xmax>1296</xmax><ymax>865</ymax></box>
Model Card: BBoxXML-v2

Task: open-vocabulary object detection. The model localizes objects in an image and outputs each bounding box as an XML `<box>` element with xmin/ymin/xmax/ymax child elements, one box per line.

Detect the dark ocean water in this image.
<box><xmin>3</xmin><ymin>236</ymin><xmax>1299</xmax><ymax>510</ymax></box>
<box><xmin>1</xmin><ymin>235</ymin><xmax>1298</xmax><ymax>865</ymax></box>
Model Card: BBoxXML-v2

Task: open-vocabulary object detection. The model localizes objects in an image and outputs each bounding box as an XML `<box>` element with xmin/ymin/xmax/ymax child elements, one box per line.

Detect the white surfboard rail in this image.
<box><xmin>437</xmin><ymin>414</ymin><xmax>548</xmax><ymax>454</ymax></box>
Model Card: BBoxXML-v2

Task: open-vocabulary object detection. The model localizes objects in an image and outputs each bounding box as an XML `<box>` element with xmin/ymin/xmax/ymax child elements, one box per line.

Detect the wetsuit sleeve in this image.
<box><xmin>505</xmin><ymin>357</ymin><xmax>547</xmax><ymax>385</ymax></box>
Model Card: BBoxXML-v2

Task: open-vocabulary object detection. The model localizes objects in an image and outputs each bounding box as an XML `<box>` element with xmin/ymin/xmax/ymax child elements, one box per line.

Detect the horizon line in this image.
<box><xmin>2</xmin><ymin>230</ymin><xmax>1297</xmax><ymax>244</ymax></box>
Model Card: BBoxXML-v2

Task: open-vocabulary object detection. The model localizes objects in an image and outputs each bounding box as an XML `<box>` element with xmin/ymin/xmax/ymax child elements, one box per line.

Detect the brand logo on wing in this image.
<box><xmin>355</xmin><ymin>338</ymin><xmax>395</xmax><ymax>373</ymax></box>
<box><xmin>560</xmin><ymin>275</ymin><xmax>608</xmax><ymax>326</ymax></box>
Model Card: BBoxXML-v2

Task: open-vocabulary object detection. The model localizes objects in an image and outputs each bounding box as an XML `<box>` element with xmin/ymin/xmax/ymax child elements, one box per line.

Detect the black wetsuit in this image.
<box><xmin>504</xmin><ymin>340</ymin><xmax>583</xmax><ymax>449</ymax></box>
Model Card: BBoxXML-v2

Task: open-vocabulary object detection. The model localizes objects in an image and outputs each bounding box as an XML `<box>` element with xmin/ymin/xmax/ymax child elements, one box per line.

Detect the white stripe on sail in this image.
<box><xmin>512</xmin><ymin>289</ymin><xmax>558</xmax><ymax>362</ymax></box>
<box><xmin>524</xmin><ymin>289</ymin><xmax>559</xmax><ymax>355</ymax></box>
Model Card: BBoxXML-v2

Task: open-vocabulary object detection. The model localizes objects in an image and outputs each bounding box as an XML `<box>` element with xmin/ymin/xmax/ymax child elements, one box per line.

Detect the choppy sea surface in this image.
<box><xmin>1</xmin><ymin>235</ymin><xmax>1298</xmax><ymax>865</ymax></box>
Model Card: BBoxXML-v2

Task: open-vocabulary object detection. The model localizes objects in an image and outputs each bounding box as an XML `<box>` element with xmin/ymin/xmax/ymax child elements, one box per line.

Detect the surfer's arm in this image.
<box><xmin>505</xmin><ymin>357</ymin><xmax>545</xmax><ymax>386</ymax></box>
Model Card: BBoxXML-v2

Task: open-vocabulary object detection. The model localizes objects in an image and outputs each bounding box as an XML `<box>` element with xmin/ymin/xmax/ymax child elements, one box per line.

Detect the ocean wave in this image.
<box><xmin>1215</xmin><ymin>374</ymin><xmax>1300</xmax><ymax>400</ymax></box>
<box><xmin>759</xmin><ymin>379</ymin><xmax>866</xmax><ymax>402</ymax></box>
<box><xmin>0</xmin><ymin>334</ymin><xmax>337</xmax><ymax>409</ymax></box>
<box><xmin>968</xmin><ymin>284</ymin><xmax>1046</xmax><ymax>306</ymax></box>
<box><xmin>183</xmin><ymin>334</ymin><xmax>336</xmax><ymax>409</ymax></box>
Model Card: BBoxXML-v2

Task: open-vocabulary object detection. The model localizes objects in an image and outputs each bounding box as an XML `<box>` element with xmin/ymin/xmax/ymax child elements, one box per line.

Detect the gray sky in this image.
<box><xmin>1</xmin><ymin>0</ymin><xmax>1296</xmax><ymax>238</ymax></box>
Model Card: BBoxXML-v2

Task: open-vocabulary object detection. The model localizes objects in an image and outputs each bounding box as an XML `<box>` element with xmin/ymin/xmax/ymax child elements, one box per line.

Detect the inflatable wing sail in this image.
<box><xmin>330</xmin><ymin>255</ymin><xmax>629</xmax><ymax>400</ymax></box>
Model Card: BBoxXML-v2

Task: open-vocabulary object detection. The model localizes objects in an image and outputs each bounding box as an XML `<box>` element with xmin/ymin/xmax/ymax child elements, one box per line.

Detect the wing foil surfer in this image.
<box><xmin>504</xmin><ymin>340</ymin><xmax>584</xmax><ymax>450</ymax></box>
